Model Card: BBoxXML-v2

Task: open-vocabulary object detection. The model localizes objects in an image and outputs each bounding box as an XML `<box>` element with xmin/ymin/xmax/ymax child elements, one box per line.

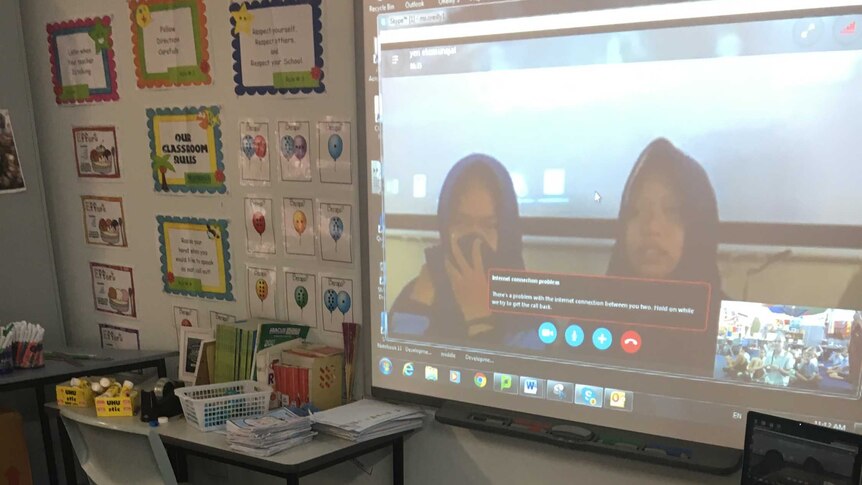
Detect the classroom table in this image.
<box><xmin>0</xmin><ymin>348</ymin><xmax>176</xmax><ymax>485</ymax></box>
<box><xmin>47</xmin><ymin>403</ymin><xmax>410</xmax><ymax>485</ymax></box>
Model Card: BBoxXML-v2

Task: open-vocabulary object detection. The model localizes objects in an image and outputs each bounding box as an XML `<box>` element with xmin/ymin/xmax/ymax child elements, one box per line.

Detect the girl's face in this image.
<box><xmin>450</xmin><ymin>185</ymin><xmax>499</xmax><ymax>253</ymax></box>
<box><xmin>625</xmin><ymin>173</ymin><xmax>685</xmax><ymax>279</ymax></box>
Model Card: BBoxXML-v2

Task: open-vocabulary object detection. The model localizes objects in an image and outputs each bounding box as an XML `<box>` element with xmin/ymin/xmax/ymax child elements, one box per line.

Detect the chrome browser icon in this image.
<box><xmin>474</xmin><ymin>372</ymin><xmax>488</xmax><ymax>388</ymax></box>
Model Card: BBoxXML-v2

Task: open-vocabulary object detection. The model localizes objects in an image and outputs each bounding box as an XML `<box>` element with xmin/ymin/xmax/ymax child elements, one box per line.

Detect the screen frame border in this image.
<box><xmin>358</xmin><ymin>0</ymin><xmax>862</xmax><ymax>449</ymax></box>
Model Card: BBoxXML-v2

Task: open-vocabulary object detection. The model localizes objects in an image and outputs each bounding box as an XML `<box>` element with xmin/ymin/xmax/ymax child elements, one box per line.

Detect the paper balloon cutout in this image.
<box><xmin>294</xmin><ymin>285</ymin><xmax>308</xmax><ymax>318</ymax></box>
<box><xmin>280</xmin><ymin>135</ymin><xmax>295</xmax><ymax>159</ymax></box>
<box><xmin>252</xmin><ymin>211</ymin><xmax>266</xmax><ymax>239</ymax></box>
<box><xmin>253</xmin><ymin>135</ymin><xmax>267</xmax><ymax>158</ymax></box>
<box><xmin>323</xmin><ymin>289</ymin><xmax>338</xmax><ymax>323</ymax></box>
<box><xmin>241</xmin><ymin>135</ymin><xmax>255</xmax><ymax>159</ymax></box>
<box><xmin>337</xmin><ymin>290</ymin><xmax>351</xmax><ymax>316</ymax></box>
<box><xmin>255</xmin><ymin>279</ymin><xmax>269</xmax><ymax>302</ymax></box>
<box><xmin>327</xmin><ymin>134</ymin><xmax>343</xmax><ymax>163</ymax></box>
<box><xmin>329</xmin><ymin>216</ymin><xmax>344</xmax><ymax>252</ymax></box>
<box><xmin>294</xmin><ymin>135</ymin><xmax>308</xmax><ymax>160</ymax></box>
<box><xmin>293</xmin><ymin>210</ymin><xmax>307</xmax><ymax>245</ymax></box>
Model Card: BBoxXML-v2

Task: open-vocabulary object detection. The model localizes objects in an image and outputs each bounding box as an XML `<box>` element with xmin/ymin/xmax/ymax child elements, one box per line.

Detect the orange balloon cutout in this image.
<box><xmin>255</xmin><ymin>278</ymin><xmax>268</xmax><ymax>300</ymax></box>
<box><xmin>255</xmin><ymin>278</ymin><xmax>269</xmax><ymax>313</ymax></box>
<box><xmin>292</xmin><ymin>210</ymin><xmax>307</xmax><ymax>245</ymax></box>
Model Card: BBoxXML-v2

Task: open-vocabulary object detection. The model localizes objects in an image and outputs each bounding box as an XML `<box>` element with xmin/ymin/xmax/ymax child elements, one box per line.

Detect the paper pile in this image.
<box><xmin>226</xmin><ymin>408</ymin><xmax>315</xmax><ymax>457</ymax></box>
<box><xmin>311</xmin><ymin>399</ymin><xmax>424</xmax><ymax>442</ymax></box>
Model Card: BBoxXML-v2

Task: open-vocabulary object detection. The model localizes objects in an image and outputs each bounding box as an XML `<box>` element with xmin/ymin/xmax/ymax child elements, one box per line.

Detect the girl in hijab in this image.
<box><xmin>389</xmin><ymin>154</ymin><xmax>525</xmax><ymax>344</ymax></box>
<box><xmin>607</xmin><ymin>138</ymin><xmax>725</xmax><ymax>373</ymax></box>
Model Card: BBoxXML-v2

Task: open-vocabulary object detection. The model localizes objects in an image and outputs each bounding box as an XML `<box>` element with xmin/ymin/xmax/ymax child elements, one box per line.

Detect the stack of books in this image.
<box><xmin>225</xmin><ymin>408</ymin><xmax>315</xmax><ymax>457</ymax></box>
<box><xmin>311</xmin><ymin>399</ymin><xmax>424</xmax><ymax>442</ymax></box>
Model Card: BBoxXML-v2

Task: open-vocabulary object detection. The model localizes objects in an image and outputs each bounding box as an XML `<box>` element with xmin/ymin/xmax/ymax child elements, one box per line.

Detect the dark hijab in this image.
<box><xmin>430</xmin><ymin>153</ymin><xmax>524</xmax><ymax>273</ymax></box>
<box><xmin>607</xmin><ymin>138</ymin><xmax>722</xmax><ymax>291</ymax></box>
<box><xmin>390</xmin><ymin>154</ymin><xmax>524</xmax><ymax>341</ymax></box>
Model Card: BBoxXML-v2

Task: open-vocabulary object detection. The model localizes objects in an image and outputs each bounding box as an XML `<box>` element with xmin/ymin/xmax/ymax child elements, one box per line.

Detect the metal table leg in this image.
<box><xmin>393</xmin><ymin>435</ymin><xmax>404</xmax><ymax>485</ymax></box>
<box><xmin>57</xmin><ymin>413</ymin><xmax>79</xmax><ymax>485</ymax></box>
<box><xmin>35</xmin><ymin>385</ymin><xmax>59</xmax><ymax>485</ymax></box>
<box><xmin>156</xmin><ymin>359</ymin><xmax>167</xmax><ymax>378</ymax></box>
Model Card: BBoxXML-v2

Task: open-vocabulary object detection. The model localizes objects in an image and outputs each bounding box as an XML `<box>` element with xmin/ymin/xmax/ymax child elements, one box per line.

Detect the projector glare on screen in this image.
<box><xmin>362</xmin><ymin>0</ymin><xmax>862</xmax><ymax>449</ymax></box>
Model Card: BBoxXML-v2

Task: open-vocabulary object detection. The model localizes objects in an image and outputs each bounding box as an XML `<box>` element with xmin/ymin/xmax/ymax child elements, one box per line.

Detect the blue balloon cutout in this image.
<box><xmin>329</xmin><ymin>217</ymin><xmax>344</xmax><ymax>242</ymax></box>
<box><xmin>327</xmin><ymin>134</ymin><xmax>343</xmax><ymax>162</ymax></box>
<box><xmin>241</xmin><ymin>135</ymin><xmax>255</xmax><ymax>159</ymax></box>
<box><xmin>280</xmin><ymin>135</ymin><xmax>295</xmax><ymax>159</ymax></box>
<box><xmin>337</xmin><ymin>291</ymin><xmax>351</xmax><ymax>315</ymax></box>
<box><xmin>323</xmin><ymin>289</ymin><xmax>338</xmax><ymax>314</ymax></box>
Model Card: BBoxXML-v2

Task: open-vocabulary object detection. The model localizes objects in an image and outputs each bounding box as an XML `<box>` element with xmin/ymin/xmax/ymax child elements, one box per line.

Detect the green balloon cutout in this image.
<box><xmin>294</xmin><ymin>286</ymin><xmax>309</xmax><ymax>318</ymax></box>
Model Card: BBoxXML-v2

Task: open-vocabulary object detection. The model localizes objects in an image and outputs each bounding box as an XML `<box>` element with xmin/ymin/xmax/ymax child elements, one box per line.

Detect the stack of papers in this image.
<box><xmin>226</xmin><ymin>408</ymin><xmax>315</xmax><ymax>456</ymax></box>
<box><xmin>311</xmin><ymin>399</ymin><xmax>424</xmax><ymax>442</ymax></box>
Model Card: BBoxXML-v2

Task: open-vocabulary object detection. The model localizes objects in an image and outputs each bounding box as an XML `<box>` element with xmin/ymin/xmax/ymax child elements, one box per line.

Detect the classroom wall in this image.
<box><xmin>11</xmin><ymin>0</ymin><xmax>812</xmax><ymax>483</ymax></box>
<box><xmin>0</xmin><ymin>0</ymin><xmax>64</xmax><ymax>345</ymax></box>
<box><xmin>21</xmin><ymin>0</ymin><xmax>362</xmax><ymax>355</ymax></box>
<box><xmin>0</xmin><ymin>2</ymin><xmax>66</xmax><ymax>484</ymax></box>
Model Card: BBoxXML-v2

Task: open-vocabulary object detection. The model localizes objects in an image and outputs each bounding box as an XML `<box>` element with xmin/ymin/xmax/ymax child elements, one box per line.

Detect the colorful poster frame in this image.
<box><xmin>157</xmin><ymin>215</ymin><xmax>233</xmax><ymax>300</ymax></box>
<box><xmin>229</xmin><ymin>0</ymin><xmax>325</xmax><ymax>95</ymax></box>
<box><xmin>130</xmin><ymin>0</ymin><xmax>212</xmax><ymax>88</ymax></box>
<box><xmin>147</xmin><ymin>106</ymin><xmax>225</xmax><ymax>194</ymax></box>
<box><xmin>47</xmin><ymin>16</ymin><xmax>119</xmax><ymax>104</ymax></box>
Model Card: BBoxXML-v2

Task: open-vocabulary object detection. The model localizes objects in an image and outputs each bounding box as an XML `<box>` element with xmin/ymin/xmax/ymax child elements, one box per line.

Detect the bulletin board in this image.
<box><xmin>20</xmin><ymin>0</ymin><xmax>363</xmax><ymax>353</ymax></box>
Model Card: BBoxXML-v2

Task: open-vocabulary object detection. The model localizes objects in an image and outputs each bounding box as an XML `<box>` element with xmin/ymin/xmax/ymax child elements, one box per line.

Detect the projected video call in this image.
<box><xmin>366</xmin><ymin>1</ymin><xmax>862</xmax><ymax>448</ymax></box>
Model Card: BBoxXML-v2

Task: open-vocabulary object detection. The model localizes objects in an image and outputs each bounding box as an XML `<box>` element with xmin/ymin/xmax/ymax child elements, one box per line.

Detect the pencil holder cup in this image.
<box><xmin>0</xmin><ymin>346</ymin><xmax>13</xmax><ymax>374</ymax></box>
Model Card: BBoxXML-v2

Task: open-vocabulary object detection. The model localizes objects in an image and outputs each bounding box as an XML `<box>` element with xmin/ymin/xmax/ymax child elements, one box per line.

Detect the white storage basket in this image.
<box><xmin>174</xmin><ymin>380</ymin><xmax>270</xmax><ymax>431</ymax></box>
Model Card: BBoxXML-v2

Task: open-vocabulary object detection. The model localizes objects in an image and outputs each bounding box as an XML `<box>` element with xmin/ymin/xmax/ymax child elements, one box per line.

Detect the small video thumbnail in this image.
<box><xmin>714</xmin><ymin>301</ymin><xmax>861</xmax><ymax>396</ymax></box>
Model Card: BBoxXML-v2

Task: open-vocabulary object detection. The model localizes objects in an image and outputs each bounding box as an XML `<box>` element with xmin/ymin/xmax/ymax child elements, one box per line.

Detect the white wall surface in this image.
<box><xmin>21</xmin><ymin>0</ymin><xmax>361</xmax><ymax>353</ymax></box>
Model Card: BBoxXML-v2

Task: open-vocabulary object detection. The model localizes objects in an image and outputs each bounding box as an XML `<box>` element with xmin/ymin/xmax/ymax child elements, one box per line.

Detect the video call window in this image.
<box><xmin>367</xmin><ymin>0</ymin><xmax>862</xmax><ymax>448</ymax></box>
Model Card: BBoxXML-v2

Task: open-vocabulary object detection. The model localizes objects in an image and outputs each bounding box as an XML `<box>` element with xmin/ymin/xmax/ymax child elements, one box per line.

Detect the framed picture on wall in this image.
<box><xmin>179</xmin><ymin>326</ymin><xmax>214</xmax><ymax>383</ymax></box>
<box><xmin>90</xmin><ymin>262</ymin><xmax>136</xmax><ymax>318</ymax></box>
<box><xmin>147</xmin><ymin>106</ymin><xmax>225</xmax><ymax>194</ymax></box>
<box><xmin>229</xmin><ymin>0</ymin><xmax>325</xmax><ymax>96</ymax></box>
<box><xmin>129</xmin><ymin>0</ymin><xmax>212</xmax><ymax>88</ymax></box>
<box><xmin>73</xmin><ymin>126</ymin><xmax>120</xmax><ymax>179</ymax></box>
<box><xmin>157</xmin><ymin>216</ymin><xmax>233</xmax><ymax>301</ymax></box>
<box><xmin>81</xmin><ymin>196</ymin><xmax>126</xmax><ymax>247</ymax></box>
<box><xmin>46</xmin><ymin>16</ymin><xmax>119</xmax><ymax>104</ymax></box>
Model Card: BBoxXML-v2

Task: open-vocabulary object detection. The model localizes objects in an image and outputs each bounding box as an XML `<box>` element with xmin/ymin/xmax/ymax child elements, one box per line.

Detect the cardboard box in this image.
<box><xmin>281</xmin><ymin>344</ymin><xmax>343</xmax><ymax>410</ymax></box>
<box><xmin>95</xmin><ymin>390</ymin><xmax>140</xmax><ymax>417</ymax></box>
<box><xmin>0</xmin><ymin>408</ymin><xmax>33</xmax><ymax>485</ymax></box>
<box><xmin>56</xmin><ymin>381</ymin><xmax>95</xmax><ymax>407</ymax></box>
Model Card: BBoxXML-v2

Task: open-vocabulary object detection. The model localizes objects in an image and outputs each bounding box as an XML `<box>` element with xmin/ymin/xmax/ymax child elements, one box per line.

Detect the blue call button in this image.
<box><xmin>565</xmin><ymin>324</ymin><xmax>584</xmax><ymax>347</ymax></box>
<box><xmin>592</xmin><ymin>327</ymin><xmax>613</xmax><ymax>350</ymax></box>
<box><xmin>538</xmin><ymin>322</ymin><xmax>558</xmax><ymax>344</ymax></box>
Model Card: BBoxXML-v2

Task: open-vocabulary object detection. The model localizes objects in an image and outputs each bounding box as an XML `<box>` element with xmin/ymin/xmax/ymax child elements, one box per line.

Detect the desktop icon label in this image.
<box><xmin>519</xmin><ymin>376</ymin><xmax>545</xmax><ymax>398</ymax></box>
<box><xmin>575</xmin><ymin>384</ymin><xmax>604</xmax><ymax>408</ymax></box>
<box><xmin>379</xmin><ymin>358</ymin><xmax>392</xmax><ymax>375</ymax></box>
<box><xmin>474</xmin><ymin>372</ymin><xmax>488</xmax><ymax>388</ymax></box>
<box><xmin>494</xmin><ymin>373</ymin><xmax>518</xmax><ymax>394</ymax></box>
<box><xmin>546</xmin><ymin>380</ymin><xmax>574</xmax><ymax>403</ymax></box>
<box><xmin>402</xmin><ymin>362</ymin><xmax>414</xmax><ymax>377</ymax></box>
<box><xmin>449</xmin><ymin>370</ymin><xmax>461</xmax><ymax>384</ymax></box>
<box><xmin>425</xmin><ymin>366</ymin><xmax>438</xmax><ymax>381</ymax></box>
